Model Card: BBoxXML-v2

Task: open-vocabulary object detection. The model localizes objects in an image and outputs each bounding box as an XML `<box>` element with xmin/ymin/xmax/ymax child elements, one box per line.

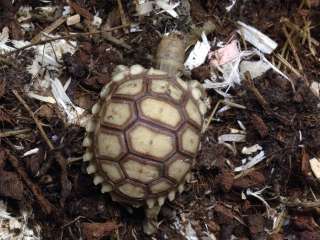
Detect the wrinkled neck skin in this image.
<box><xmin>156</xmin><ymin>32</ymin><xmax>185</xmax><ymax>78</ymax></box>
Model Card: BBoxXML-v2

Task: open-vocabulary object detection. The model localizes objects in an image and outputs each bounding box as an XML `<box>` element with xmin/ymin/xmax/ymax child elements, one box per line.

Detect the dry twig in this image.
<box><xmin>281</xmin><ymin>18</ymin><xmax>319</xmax><ymax>46</ymax></box>
<box><xmin>277</xmin><ymin>27</ymin><xmax>295</xmax><ymax>69</ymax></box>
<box><xmin>0</xmin><ymin>129</ymin><xmax>31</xmax><ymax>138</ymax></box>
<box><xmin>1</xmin><ymin>24</ymin><xmax>130</xmax><ymax>57</ymax></box>
<box><xmin>275</xmin><ymin>53</ymin><xmax>302</xmax><ymax>77</ymax></box>
<box><xmin>12</xmin><ymin>90</ymin><xmax>54</xmax><ymax>150</ymax></box>
<box><xmin>6</xmin><ymin>150</ymin><xmax>55</xmax><ymax>215</ymax></box>
<box><xmin>13</xmin><ymin>90</ymin><xmax>72</xmax><ymax>208</ymax></box>
<box><xmin>56</xmin><ymin>151</ymin><xmax>72</xmax><ymax>207</ymax></box>
<box><xmin>102</xmin><ymin>34</ymin><xmax>131</xmax><ymax>49</ymax></box>
<box><xmin>31</xmin><ymin>16</ymin><xmax>67</xmax><ymax>44</ymax></box>
<box><xmin>243</xmin><ymin>72</ymin><xmax>269</xmax><ymax>110</ymax></box>
<box><xmin>117</xmin><ymin>0</ymin><xmax>129</xmax><ymax>29</ymax></box>
<box><xmin>202</xmin><ymin>99</ymin><xmax>246</xmax><ymax>132</ymax></box>
<box><xmin>281</xmin><ymin>199</ymin><xmax>320</xmax><ymax>208</ymax></box>
<box><xmin>282</xmin><ymin>25</ymin><xmax>303</xmax><ymax>72</ymax></box>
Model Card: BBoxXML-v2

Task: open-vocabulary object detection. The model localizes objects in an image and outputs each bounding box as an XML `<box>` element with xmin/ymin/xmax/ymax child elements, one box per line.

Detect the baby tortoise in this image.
<box><xmin>83</xmin><ymin>33</ymin><xmax>208</xmax><ymax>234</ymax></box>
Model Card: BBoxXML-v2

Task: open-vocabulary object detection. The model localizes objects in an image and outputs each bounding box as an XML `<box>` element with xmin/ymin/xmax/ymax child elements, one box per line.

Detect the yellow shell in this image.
<box><xmin>83</xmin><ymin>65</ymin><xmax>205</xmax><ymax>206</ymax></box>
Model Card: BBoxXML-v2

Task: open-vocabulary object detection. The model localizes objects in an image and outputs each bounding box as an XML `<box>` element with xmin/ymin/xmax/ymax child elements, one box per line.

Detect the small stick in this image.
<box><xmin>67</xmin><ymin>156</ymin><xmax>83</xmax><ymax>164</ymax></box>
<box><xmin>117</xmin><ymin>0</ymin><xmax>129</xmax><ymax>29</ymax></box>
<box><xmin>12</xmin><ymin>90</ymin><xmax>54</xmax><ymax>150</ymax></box>
<box><xmin>0</xmin><ymin>129</ymin><xmax>31</xmax><ymax>138</ymax></box>
<box><xmin>202</xmin><ymin>99</ymin><xmax>246</xmax><ymax>132</ymax></box>
<box><xmin>223</xmin><ymin>100</ymin><xmax>247</xmax><ymax>109</ymax></box>
<box><xmin>281</xmin><ymin>199</ymin><xmax>320</xmax><ymax>208</ymax></box>
<box><xmin>305</xmin><ymin>20</ymin><xmax>317</xmax><ymax>56</ymax></box>
<box><xmin>238</xmin><ymin>28</ymin><xmax>248</xmax><ymax>50</ymax></box>
<box><xmin>282</xmin><ymin>17</ymin><xmax>319</xmax><ymax>46</ymax></box>
<box><xmin>275</xmin><ymin>53</ymin><xmax>302</xmax><ymax>77</ymax></box>
<box><xmin>202</xmin><ymin>99</ymin><xmax>223</xmax><ymax>132</ymax></box>
<box><xmin>282</xmin><ymin>25</ymin><xmax>303</xmax><ymax>72</ymax></box>
<box><xmin>13</xmin><ymin>90</ymin><xmax>72</xmax><ymax>208</ymax></box>
<box><xmin>277</xmin><ymin>28</ymin><xmax>294</xmax><ymax>69</ymax></box>
<box><xmin>6</xmin><ymin>150</ymin><xmax>55</xmax><ymax>215</ymax></box>
<box><xmin>271</xmin><ymin>209</ymin><xmax>287</xmax><ymax>234</ymax></box>
<box><xmin>243</xmin><ymin>72</ymin><xmax>269</xmax><ymax>110</ymax></box>
<box><xmin>31</xmin><ymin>16</ymin><xmax>67</xmax><ymax>44</ymax></box>
<box><xmin>301</xmin><ymin>21</ymin><xmax>308</xmax><ymax>45</ymax></box>
<box><xmin>102</xmin><ymin>34</ymin><xmax>131</xmax><ymax>49</ymax></box>
<box><xmin>1</xmin><ymin>24</ymin><xmax>130</xmax><ymax>57</ymax></box>
<box><xmin>55</xmin><ymin>151</ymin><xmax>71</xmax><ymax>207</ymax></box>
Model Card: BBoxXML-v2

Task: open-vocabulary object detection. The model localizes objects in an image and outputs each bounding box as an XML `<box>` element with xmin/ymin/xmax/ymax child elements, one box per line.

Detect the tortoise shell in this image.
<box><xmin>83</xmin><ymin>65</ymin><xmax>206</xmax><ymax>208</ymax></box>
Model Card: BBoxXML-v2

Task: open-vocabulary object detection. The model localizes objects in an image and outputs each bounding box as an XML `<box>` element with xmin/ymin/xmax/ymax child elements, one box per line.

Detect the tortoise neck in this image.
<box><xmin>155</xmin><ymin>33</ymin><xmax>185</xmax><ymax>77</ymax></box>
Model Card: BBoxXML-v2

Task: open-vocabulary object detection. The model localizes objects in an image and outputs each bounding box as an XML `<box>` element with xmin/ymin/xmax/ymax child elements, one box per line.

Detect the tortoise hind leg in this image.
<box><xmin>143</xmin><ymin>205</ymin><xmax>161</xmax><ymax>235</ymax></box>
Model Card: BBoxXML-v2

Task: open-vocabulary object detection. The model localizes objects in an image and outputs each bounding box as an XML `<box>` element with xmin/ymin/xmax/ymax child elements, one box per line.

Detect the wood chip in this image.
<box><xmin>67</xmin><ymin>14</ymin><xmax>81</xmax><ymax>26</ymax></box>
<box><xmin>309</xmin><ymin>158</ymin><xmax>320</xmax><ymax>179</ymax></box>
<box><xmin>31</xmin><ymin>16</ymin><xmax>67</xmax><ymax>44</ymax></box>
